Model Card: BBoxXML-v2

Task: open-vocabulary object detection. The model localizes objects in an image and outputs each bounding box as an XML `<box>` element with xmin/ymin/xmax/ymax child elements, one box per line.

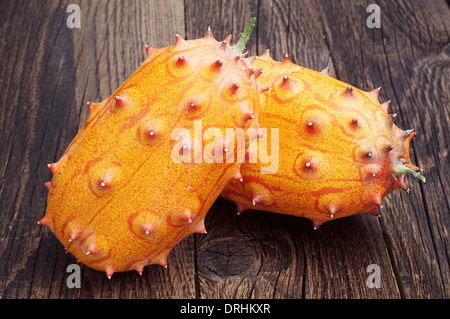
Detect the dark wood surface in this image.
<box><xmin>0</xmin><ymin>0</ymin><xmax>448</xmax><ymax>299</ymax></box>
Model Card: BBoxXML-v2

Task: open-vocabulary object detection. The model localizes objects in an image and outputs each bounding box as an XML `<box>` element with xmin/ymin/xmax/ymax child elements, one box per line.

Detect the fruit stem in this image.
<box><xmin>234</xmin><ymin>17</ymin><xmax>256</xmax><ymax>55</ymax></box>
<box><xmin>394</xmin><ymin>163</ymin><xmax>426</xmax><ymax>183</ymax></box>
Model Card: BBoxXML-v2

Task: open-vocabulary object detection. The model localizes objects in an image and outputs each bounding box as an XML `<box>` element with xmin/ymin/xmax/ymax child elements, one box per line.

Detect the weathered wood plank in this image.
<box><xmin>0</xmin><ymin>0</ymin><xmax>192</xmax><ymax>299</ymax></box>
<box><xmin>316</xmin><ymin>0</ymin><xmax>449</xmax><ymax>298</ymax></box>
<box><xmin>185</xmin><ymin>0</ymin><xmax>259</xmax><ymax>53</ymax></box>
<box><xmin>287</xmin><ymin>0</ymin><xmax>401</xmax><ymax>299</ymax></box>
<box><xmin>0</xmin><ymin>0</ymin><xmax>81</xmax><ymax>299</ymax></box>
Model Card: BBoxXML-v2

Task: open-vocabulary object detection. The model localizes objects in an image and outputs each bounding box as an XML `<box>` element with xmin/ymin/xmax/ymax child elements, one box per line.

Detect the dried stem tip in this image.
<box><xmin>393</xmin><ymin>163</ymin><xmax>426</xmax><ymax>183</ymax></box>
<box><xmin>234</xmin><ymin>17</ymin><xmax>256</xmax><ymax>55</ymax></box>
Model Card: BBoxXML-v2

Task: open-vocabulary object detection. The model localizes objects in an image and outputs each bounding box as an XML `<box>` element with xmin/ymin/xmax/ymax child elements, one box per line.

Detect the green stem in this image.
<box><xmin>234</xmin><ymin>17</ymin><xmax>256</xmax><ymax>55</ymax></box>
<box><xmin>393</xmin><ymin>163</ymin><xmax>426</xmax><ymax>183</ymax></box>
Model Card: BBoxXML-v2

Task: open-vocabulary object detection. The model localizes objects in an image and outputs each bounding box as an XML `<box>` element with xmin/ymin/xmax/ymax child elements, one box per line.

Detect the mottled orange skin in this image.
<box><xmin>221</xmin><ymin>52</ymin><xmax>422</xmax><ymax>229</ymax></box>
<box><xmin>39</xmin><ymin>32</ymin><xmax>263</xmax><ymax>276</ymax></box>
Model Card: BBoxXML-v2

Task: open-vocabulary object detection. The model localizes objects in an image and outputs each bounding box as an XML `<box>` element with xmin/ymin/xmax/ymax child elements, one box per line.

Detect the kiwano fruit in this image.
<box><xmin>221</xmin><ymin>50</ymin><xmax>425</xmax><ymax>229</ymax></box>
<box><xmin>38</xmin><ymin>21</ymin><xmax>267</xmax><ymax>277</ymax></box>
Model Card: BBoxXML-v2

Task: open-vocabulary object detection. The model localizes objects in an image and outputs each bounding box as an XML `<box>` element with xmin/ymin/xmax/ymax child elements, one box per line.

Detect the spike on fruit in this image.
<box><xmin>387</xmin><ymin>113</ymin><xmax>397</xmax><ymax>126</ymax></box>
<box><xmin>156</xmin><ymin>255</ymin><xmax>168</xmax><ymax>268</ymax></box>
<box><xmin>396</xmin><ymin>174</ymin><xmax>410</xmax><ymax>190</ymax></box>
<box><xmin>87</xmin><ymin>101</ymin><xmax>100</xmax><ymax>114</ymax></box>
<box><xmin>145</xmin><ymin>44</ymin><xmax>156</xmax><ymax>59</ymax></box>
<box><xmin>211</xmin><ymin>59</ymin><xmax>223</xmax><ymax>71</ymax></box>
<box><xmin>281</xmin><ymin>75</ymin><xmax>293</xmax><ymax>89</ymax></box>
<box><xmin>242</xmin><ymin>112</ymin><xmax>255</xmax><ymax>123</ymax></box>
<box><xmin>205</xmin><ymin>26</ymin><xmax>213</xmax><ymax>38</ymax></box>
<box><xmin>232</xmin><ymin>170</ymin><xmax>243</xmax><ymax>181</ymax></box>
<box><xmin>371</xmin><ymin>194</ymin><xmax>383</xmax><ymax>207</ymax></box>
<box><xmin>244</xmin><ymin>67</ymin><xmax>263</xmax><ymax>79</ymax></box>
<box><xmin>257</xmin><ymin>82</ymin><xmax>270</xmax><ymax>93</ymax></box>
<box><xmin>223</xmin><ymin>34</ymin><xmax>232</xmax><ymax>44</ymax></box>
<box><xmin>244</xmin><ymin>56</ymin><xmax>257</xmax><ymax>65</ymax></box>
<box><xmin>229</xmin><ymin>83</ymin><xmax>240</xmax><ymax>94</ymax></box>
<box><xmin>175</xmin><ymin>34</ymin><xmax>186</xmax><ymax>46</ymax></box>
<box><xmin>252</xmin><ymin>194</ymin><xmax>263</xmax><ymax>206</ymax></box>
<box><xmin>48</xmin><ymin>163</ymin><xmax>58</xmax><ymax>174</ymax></box>
<box><xmin>192</xmin><ymin>219</ymin><xmax>207</xmax><ymax>234</ymax></box>
<box><xmin>342</xmin><ymin>85</ymin><xmax>356</xmax><ymax>98</ymax></box>
<box><xmin>68</xmin><ymin>228</ymin><xmax>81</xmax><ymax>242</ymax></box>
<box><xmin>282</xmin><ymin>54</ymin><xmax>292</xmax><ymax>64</ymax></box>
<box><xmin>320</xmin><ymin>66</ymin><xmax>330</xmax><ymax>76</ymax></box>
<box><xmin>256</xmin><ymin>127</ymin><xmax>264</xmax><ymax>138</ymax></box>
<box><xmin>381</xmin><ymin>100</ymin><xmax>391</xmax><ymax>113</ymax></box>
<box><xmin>312</xmin><ymin>220</ymin><xmax>324</xmax><ymax>230</ymax></box>
<box><xmin>261</xmin><ymin>49</ymin><xmax>272</xmax><ymax>60</ymax></box>
<box><xmin>366</xmin><ymin>151</ymin><xmax>374</xmax><ymax>159</ymax></box>
<box><xmin>98</xmin><ymin>173</ymin><xmax>112</xmax><ymax>189</ymax></box>
<box><xmin>368</xmin><ymin>206</ymin><xmax>381</xmax><ymax>217</ymax></box>
<box><xmin>141</xmin><ymin>222</ymin><xmax>156</xmax><ymax>235</ymax></box>
<box><xmin>219</xmin><ymin>41</ymin><xmax>227</xmax><ymax>51</ymax></box>
<box><xmin>135</xmin><ymin>265</ymin><xmax>144</xmax><ymax>276</ymax></box>
<box><xmin>176</xmin><ymin>56</ymin><xmax>187</xmax><ymax>67</ymax></box>
<box><xmin>398</xmin><ymin>129</ymin><xmax>413</xmax><ymax>140</ymax></box>
<box><xmin>38</xmin><ymin>216</ymin><xmax>48</xmax><ymax>226</ymax></box>
<box><xmin>147</xmin><ymin>127</ymin><xmax>157</xmax><ymax>138</ymax></box>
<box><xmin>236</xmin><ymin>205</ymin><xmax>246</xmax><ymax>215</ymax></box>
<box><xmin>252</xmin><ymin>68</ymin><xmax>263</xmax><ymax>79</ymax></box>
<box><xmin>368</xmin><ymin>170</ymin><xmax>378</xmax><ymax>178</ymax></box>
<box><xmin>327</xmin><ymin>205</ymin><xmax>339</xmax><ymax>218</ymax></box>
<box><xmin>405</xmin><ymin>130</ymin><xmax>415</xmax><ymax>143</ymax></box>
<box><xmin>188</xmin><ymin>101</ymin><xmax>200</xmax><ymax>111</ymax></box>
<box><xmin>236</xmin><ymin>203</ymin><xmax>247</xmax><ymax>215</ymax></box>
<box><xmin>106</xmin><ymin>266</ymin><xmax>115</xmax><ymax>279</ymax></box>
<box><xmin>113</xmin><ymin>94</ymin><xmax>129</xmax><ymax>109</ymax></box>
<box><xmin>86</xmin><ymin>243</ymin><xmax>97</xmax><ymax>255</ymax></box>
<box><xmin>244</xmin><ymin>68</ymin><xmax>255</xmax><ymax>78</ymax></box>
<box><xmin>385</xmin><ymin>143</ymin><xmax>395</xmax><ymax>152</ymax></box>
<box><xmin>176</xmin><ymin>209</ymin><xmax>193</xmax><ymax>224</ymax></box>
<box><xmin>369</xmin><ymin>87</ymin><xmax>381</xmax><ymax>100</ymax></box>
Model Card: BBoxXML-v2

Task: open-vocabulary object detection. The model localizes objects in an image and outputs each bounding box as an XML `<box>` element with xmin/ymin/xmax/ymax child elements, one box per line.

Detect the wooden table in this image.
<box><xmin>0</xmin><ymin>0</ymin><xmax>448</xmax><ymax>299</ymax></box>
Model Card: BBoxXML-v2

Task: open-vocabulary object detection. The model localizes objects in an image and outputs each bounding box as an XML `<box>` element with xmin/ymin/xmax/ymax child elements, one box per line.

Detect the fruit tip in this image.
<box><xmin>320</xmin><ymin>66</ymin><xmax>330</xmax><ymax>76</ymax></box>
<box><xmin>37</xmin><ymin>216</ymin><xmax>48</xmax><ymax>226</ymax></box>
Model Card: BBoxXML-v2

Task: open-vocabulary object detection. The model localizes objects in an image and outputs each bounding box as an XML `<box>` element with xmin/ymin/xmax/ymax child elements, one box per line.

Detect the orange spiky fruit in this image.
<box><xmin>38</xmin><ymin>20</ymin><xmax>267</xmax><ymax>277</ymax></box>
<box><xmin>221</xmin><ymin>50</ymin><xmax>425</xmax><ymax>229</ymax></box>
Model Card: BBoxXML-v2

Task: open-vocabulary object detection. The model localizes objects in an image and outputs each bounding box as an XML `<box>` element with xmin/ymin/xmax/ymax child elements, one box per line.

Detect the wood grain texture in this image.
<box><xmin>0</xmin><ymin>0</ymin><xmax>448</xmax><ymax>299</ymax></box>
